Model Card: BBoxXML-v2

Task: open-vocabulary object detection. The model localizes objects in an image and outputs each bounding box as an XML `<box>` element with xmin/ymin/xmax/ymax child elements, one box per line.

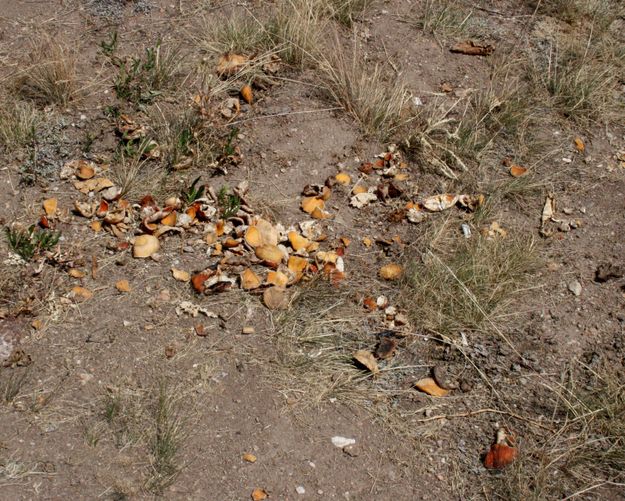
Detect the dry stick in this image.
<box><xmin>416</xmin><ymin>407</ymin><xmax>553</xmax><ymax>431</ymax></box>
<box><xmin>228</xmin><ymin>107</ymin><xmax>342</xmax><ymax>126</ymax></box>
<box><xmin>562</xmin><ymin>481</ymin><xmax>625</xmax><ymax>501</ymax></box>
<box><xmin>381</xmin><ymin>40</ymin><xmax>399</xmax><ymax>75</ymax></box>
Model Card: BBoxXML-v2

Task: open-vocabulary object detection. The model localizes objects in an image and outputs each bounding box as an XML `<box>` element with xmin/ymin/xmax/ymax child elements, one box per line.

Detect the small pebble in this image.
<box><xmin>568</xmin><ymin>280</ymin><xmax>582</xmax><ymax>296</ymax></box>
<box><xmin>460</xmin><ymin>379</ymin><xmax>473</xmax><ymax>393</ymax></box>
<box><xmin>296</xmin><ymin>486</ymin><xmax>305</xmax><ymax>495</ymax></box>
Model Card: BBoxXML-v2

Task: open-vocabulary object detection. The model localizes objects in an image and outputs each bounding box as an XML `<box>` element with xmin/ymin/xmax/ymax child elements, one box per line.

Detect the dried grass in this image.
<box><xmin>412</xmin><ymin>0</ymin><xmax>474</xmax><ymax>38</ymax></box>
<box><xmin>318</xmin><ymin>38</ymin><xmax>409</xmax><ymax>140</ymax></box>
<box><xmin>266</xmin><ymin>0</ymin><xmax>326</xmax><ymax>67</ymax></box>
<box><xmin>14</xmin><ymin>36</ymin><xmax>78</xmax><ymax>106</ymax></box>
<box><xmin>491</xmin><ymin>363</ymin><xmax>625</xmax><ymax>500</ymax></box>
<box><xmin>0</xmin><ymin>100</ymin><xmax>40</xmax><ymax>152</ymax></box>
<box><xmin>528</xmin><ymin>33</ymin><xmax>623</xmax><ymax>124</ymax></box>
<box><xmin>401</xmin><ymin>224</ymin><xmax>538</xmax><ymax>340</ymax></box>
<box><xmin>322</xmin><ymin>0</ymin><xmax>369</xmax><ymax>26</ymax></box>
<box><xmin>197</xmin><ymin>12</ymin><xmax>270</xmax><ymax>56</ymax></box>
<box><xmin>271</xmin><ymin>279</ymin><xmax>376</xmax><ymax>408</ymax></box>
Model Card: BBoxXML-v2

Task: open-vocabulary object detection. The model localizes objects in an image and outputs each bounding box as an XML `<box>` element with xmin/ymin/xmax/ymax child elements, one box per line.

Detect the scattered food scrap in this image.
<box><xmin>484</xmin><ymin>429</ymin><xmax>518</xmax><ymax>470</ymax></box>
<box><xmin>415</xmin><ymin>377</ymin><xmax>450</xmax><ymax>397</ymax></box>
<box><xmin>450</xmin><ymin>40</ymin><xmax>494</xmax><ymax>56</ymax></box>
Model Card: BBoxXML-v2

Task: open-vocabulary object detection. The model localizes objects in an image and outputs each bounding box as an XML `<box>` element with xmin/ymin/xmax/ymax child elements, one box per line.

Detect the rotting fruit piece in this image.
<box><xmin>353</xmin><ymin>349</ymin><xmax>380</xmax><ymax>376</ymax></box>
<box><xmin>414</xmin><ymin>377</ymin><xmax>449</xmax><ymax>397</ymax></box>
<box><xmin>484</xmin><ymin>428</ymin><xmax>518</xmax><ymax>470</ymax></box>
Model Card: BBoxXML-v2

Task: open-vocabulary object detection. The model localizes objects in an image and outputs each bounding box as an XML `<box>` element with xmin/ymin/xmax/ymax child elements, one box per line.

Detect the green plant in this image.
<box><xmin>151</xmin><ymin>109</ymin><xmax>202</xmax><ymax>170</ymax></box>
<box><xmin>113</xmin><ymin>41</ymin><xmax>181</xmax><ymax>105</ymax></box>
<box><xmin>217</xmin><ymin>185</ymin><xmax>241</xmax><ymax>218</ymax></box>
<box><xmin>182</xmin><ymin>176</ymin><xmax>205</xmax><ymax>204</ymax></box>
<box><xmin>103</xmin><ymin>105</ymin><xmax>121</xmax><ymax>119</ymax></box>
<box><xmin>81</xmin><ymin>131</ymin><xmax>96</xmax><ymax>153</ymax></box>
<box><xmin>116</xmin><ymin>136</ymin><xmax>158</xmax><ymax>160</ymax></box>
<box><xmin>222</xmin><ymin>127</ymin><xmax>239</xmax><ymax>157</ymax></box>
<box><xmin>104</xmin><ymin>393</ymin><xmax>122</xmax><ymax>424</ymax></box>
<box><xmin>100</xmin><ymin>30</ymin><xmax>118</xmax><ymax>57</ymax></box>
<box><xmin>4</xmin><ymin>225</ymin><xmax>61</xmax><ymax>261</ymax></box>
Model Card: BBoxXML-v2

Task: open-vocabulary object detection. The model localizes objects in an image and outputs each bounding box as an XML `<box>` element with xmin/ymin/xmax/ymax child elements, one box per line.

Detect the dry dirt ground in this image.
<box><xmin>1</xmin><ymin>0</ymin><xmax>625</xmax><ymax>499</ymax></box>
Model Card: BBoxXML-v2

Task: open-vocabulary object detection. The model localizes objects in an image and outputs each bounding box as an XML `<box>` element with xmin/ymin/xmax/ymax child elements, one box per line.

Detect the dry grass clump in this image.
<box><xmin>401</xmin><ymin>97</ymin><xmax>471</xmax><ymax>179</ymax></box>
<box><xmin>96</xmin><ymin>381</ymin><xmax>187</xmax><ymax>493</ymax></box>
<box><xmin>14</xmin><ymin>36</ymin><xmax>78</xmax><ymax>106</ymax></box>
<box><xmin>266</xmin><ymin>0</ymin><xmax>326</xmax><ymax>67</ymax></box>
<box><xmin>1</xmin><ymin>370</ymin><xmax>28</xmax><ymax>404</ymax></box>
<box><xmin>111</xmin><ymin>140</ymin><xmax>163</xmax><ymax>200</ymax></box>
<box><xmin>562</xmin><ymin>371</ymin><xmax>625</xmax><ymax>488</ymax></box>
<box><xmin>196</xmin><ymin>0</ymin><xmax>361</xmax><ymax>69</ymax></box>
<box><xmin>148</xmin><ymin>105</ymin><xmax>219</xmax><ymax>172</ymax></box>
<box><xmin>402</xmin><ymin>56</ymin><xmax>538</xmax><ymax>180</ymax></box>
<box><xmin>491</xmin><ymin>364</ymin><xmax>625</xmax><ymax>500</ymax></box>
<box><xmin>458</xmin><ymin>63</ymin><xmax>535</xmax><ymax>160</ymax></box>
<box><xmin>0</xmin><ymin>456</ymin><xmax>52</xmax><ymax>485</ymax></box>
<box><xmin>0</xmin><ymin>261</ymin><xmax>27</xmax><ymax>315</ymax></box>
<box><xmin>526</xmin><ymin>0</ymin><xmax>625</xmax><ymax>126</ymax></box>
<box><xmin>271</xmin><ymin>279</ymin><xmax>378</xmax><ymax>408</ymax></box>
<box><xmin>527</xmin><ymin>34</ymin><xmax>623</xmax><ymax>124</ymax></box>
<box><xmin>0</xmin><ymin>100</ymin><xmax>40</xmax><ymax>152</ymax></box>
<box><xmin>412</xmin><ymin>0</ymin><xmax>474</xmax><ymax>38</ymax></box>
<box><xmin>195</xmin><ymin>0</ymin><xmax>325</xmax><ymax>68</ymax></box>
<box><xmin>402</xmin><ymin>227</ymin><xmax>538</xmax><ymax>340</ymax></box>
<box><xmin>101</xmin><ymin>386</ymin><xmax>147</xmax><ymax>448</ymax></box>
<box><xmin>322</xmin><ymin>0</ymin><xmax>369</xmax><ymax>26</ymax></box>
<box><xmin>145</xmin><ymin>381</ymin><xmax>187</xmax><ymax>494</ymax></box>
<box><xmin>319</xmin><ymin>41</ymin><xmax>409</xmax><ymax>140</ymax></box>
<box><xmin>530</xmin><ymin>0</ymin><xmax>625</xmax><ymax>33</ymax></box>
<box><xmin>197</xmin><ymin>13</ymin><xmax>270</xmax><ymax>56</ymax></box>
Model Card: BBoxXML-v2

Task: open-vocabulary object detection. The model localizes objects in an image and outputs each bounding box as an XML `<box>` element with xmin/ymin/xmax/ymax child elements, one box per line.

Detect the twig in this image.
<box><xmin>416</xmin><ymin>407</ymin><xmax>553</xmax><ymax>431</ymax></box>
<box><xmin>381</xmin><ymin>40</ymin><xmax>399</xmax><ymax>75</ymax></box>
<box><xmin>466</xmin><ymin>3</ymin><xmax>504</xmax><ymax>16</ymax></box>
<box><xmin>562</xmin><ymin>481</ymin><xmax>625</xmax><ymax>500</ymax></box>
<box><xmin>228</xmin><ymin>107</ymin><xmax>342</xmax><ymax>126</ymax></box>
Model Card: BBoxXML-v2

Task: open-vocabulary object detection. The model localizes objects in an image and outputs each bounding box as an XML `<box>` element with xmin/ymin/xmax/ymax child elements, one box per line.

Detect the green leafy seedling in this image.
<box><xmin>223</xmin><ymin>127</ymin><xmax>239</xmax><ymax>157</ymax></box>
<box><xmin>182</xmin><ymin>177</ymin><xmax>205</xmax><ymax>205</ymax></box>
<box><xmin>100</xmin><ymin>31</ymin><xmax>118</xmax><ymax>57</ymax></box>
<box><xmin>4</xmin><ymin>225</ymin><xmax>61</xmax><ymax>261</ymax></box>
<box><xmin>217</xmin><ymin>185</ymin><xmax>241</xmax><ymax>219</ymax></box>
